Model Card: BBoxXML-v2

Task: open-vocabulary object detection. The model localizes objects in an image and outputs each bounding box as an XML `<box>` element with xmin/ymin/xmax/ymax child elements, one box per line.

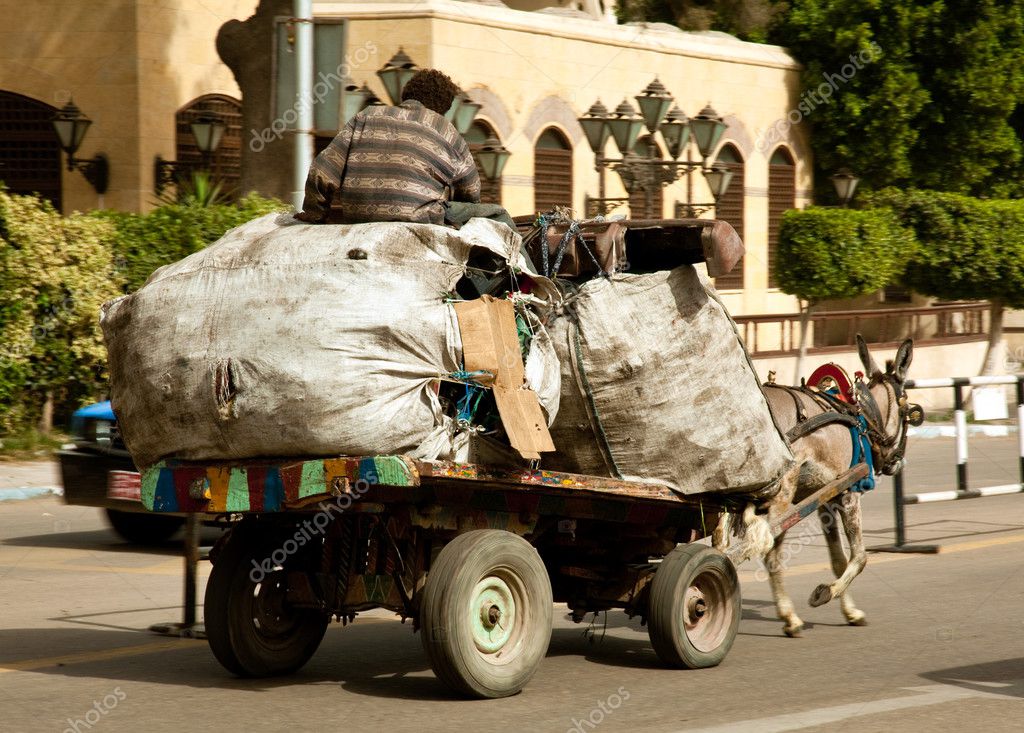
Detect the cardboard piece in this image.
<box><xmin>454</xmin><ymin>296</ymin><xmax>556</xmax><ymax>460</ymax></box>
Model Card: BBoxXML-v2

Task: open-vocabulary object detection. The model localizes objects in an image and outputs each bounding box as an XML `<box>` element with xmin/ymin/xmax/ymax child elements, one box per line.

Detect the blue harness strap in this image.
<box><xmin>849</xmin><ymin>415</ymin><xmax>876</xmax><ymax>492</ymax></box>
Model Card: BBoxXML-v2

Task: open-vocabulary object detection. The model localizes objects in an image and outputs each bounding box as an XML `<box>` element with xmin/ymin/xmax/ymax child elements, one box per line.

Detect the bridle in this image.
<box><xmin>857</xmin><ymin>372</ymin><xmax>924</xmax><ymax>475</ymax></box>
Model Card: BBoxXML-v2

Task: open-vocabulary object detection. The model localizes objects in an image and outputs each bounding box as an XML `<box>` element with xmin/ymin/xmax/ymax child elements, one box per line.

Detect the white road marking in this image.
<box><xmin>671</xmin><ymin>679</ymin><xmax>1015</xmax><ymax>733</ymax></box>
<box><xmin>673</xmin><ymin>683</ymin><xmax>1020</xmax><ymax>732</ymax></box>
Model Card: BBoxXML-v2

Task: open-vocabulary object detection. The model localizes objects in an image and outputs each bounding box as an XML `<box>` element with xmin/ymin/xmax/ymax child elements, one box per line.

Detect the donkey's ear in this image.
<box><xmin>893</xmin><ymin>339</ymin><xmax>914</xmax><ymax>380</ymax></box>
<box><xmin>856</xmin><ymin>334</ymin><xmax>883</xmax><ymax>378</ymax></box>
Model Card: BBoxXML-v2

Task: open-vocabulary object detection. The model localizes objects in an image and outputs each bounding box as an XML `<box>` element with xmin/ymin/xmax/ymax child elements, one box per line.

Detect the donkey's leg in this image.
<box><xmin>809</xmin><ymin>492</ymin><xmax>868</xmax><ymax>611</ymax></box>
<box><xmin>817</xmin><ymin>499</ymin><xmax>867</xmax><ymax>625</ymax></box>
<box><xmin>765</xmin><ymin>530</ymin><xmax>804</xmax><ymax>637</ymax></box>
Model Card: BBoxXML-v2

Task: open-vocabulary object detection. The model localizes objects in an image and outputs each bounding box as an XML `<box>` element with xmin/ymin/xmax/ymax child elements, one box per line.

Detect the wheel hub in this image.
<box><xmin>470</xmin><ymin>577</ymin><xmax>516</xmax><ymax>654</ymax></box>
<box><xmin>682</xmin><ymin>569</ymin><xmax>734</xmax><ymax>654</ymax></box>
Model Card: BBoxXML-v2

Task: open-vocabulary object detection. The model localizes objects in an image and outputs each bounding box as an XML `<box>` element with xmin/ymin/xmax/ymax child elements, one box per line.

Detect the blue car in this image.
<box><xmin>58</xmin><ymin>401</ymin><xmax>184</xmax><ymax>543</ymax></box>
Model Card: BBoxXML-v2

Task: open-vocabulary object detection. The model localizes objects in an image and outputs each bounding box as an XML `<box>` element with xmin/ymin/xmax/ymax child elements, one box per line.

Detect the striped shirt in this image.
<box><xmin>297</xmin><ymin>100</ymin><xmax>480</xmax><ymax>225</ymax></box>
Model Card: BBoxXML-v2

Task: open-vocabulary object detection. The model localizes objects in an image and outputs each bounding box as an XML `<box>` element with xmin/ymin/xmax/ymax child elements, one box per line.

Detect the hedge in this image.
<box><xmin>0</xmin><ymin>189</ymin><xmax>285</xmax><ymax>434</ymax></box>
<box><xmin>866</xmin><ymin>189</ymin><xmax>1024</xmax><ymax>309</ymax></box>
<box><xmin>776</xmin><ymin>206</ymin><xmax>917</xmax><ymax>303</ymax></box>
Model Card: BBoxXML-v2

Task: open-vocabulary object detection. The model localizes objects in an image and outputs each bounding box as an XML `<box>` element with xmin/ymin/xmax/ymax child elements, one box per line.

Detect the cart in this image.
<box><xmin>141</xmin><ymin>454</ymin><xmax>868</xmax><ymax>698</ymax></box>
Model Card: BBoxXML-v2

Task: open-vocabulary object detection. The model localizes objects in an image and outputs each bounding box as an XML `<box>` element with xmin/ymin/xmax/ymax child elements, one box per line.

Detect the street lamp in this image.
<box><xmin>51</xmin><ymin>100</ymin><xmax>109</xmax><ymax>194</ymax></box>
<box><xmin>449</xmin><ymin>92</ymin><xmax>482</xmax><ymax>135</ymax></box>
<box><xmin>154</xmin><ymin>110</ymin><xmax>227</xmax><ymax>195</ymax></box>
<box><xmin>190</xmin><ymin>114</ymin><xmax>225</xmax><ymax>163</ymax></box>
<box><xmin>341</xmin><ymin>82</ymin><xmax>369</xmax><ymax>124</ymax></box>
<box><xmin>831</xmin><ymin>168</ymin><xmax>860</xmax><ymax>207</ymax></box>
<box><xmin>577</xmin><ymin>81</ymin><xmax>733</xmax><ymax>218</ymax></box>
<box><xmin>376</xmin><ymin>47</ymin><xmax>418</xmax><ymax>105</ymax></box>
<box><xmin>474</xmin><ymin>136</ymin><xmax>511</xmax><ymax>182</ymax></box>
<box><xmin>607</xmin><ymin>99</ymin><xmax>645</xmax><ymax>156</ymax></box>
<box><xmin>689</xmin><ymin>104</ymin><xmax>727</xmax><ymax>160</ymax></box>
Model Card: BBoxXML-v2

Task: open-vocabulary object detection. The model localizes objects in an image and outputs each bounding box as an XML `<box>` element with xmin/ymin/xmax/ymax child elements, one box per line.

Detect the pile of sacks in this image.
<box><xmin>102</xmin><ymin>214</ymin><xmax>792</xmax><ymax>498</ymax></box>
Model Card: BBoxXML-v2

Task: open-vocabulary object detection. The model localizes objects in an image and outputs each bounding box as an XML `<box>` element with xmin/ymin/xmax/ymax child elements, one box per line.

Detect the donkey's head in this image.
<box><xmin>855</xmin><ymin>335</ymin><xmax>924</xmax><ymax>475</ymax></box>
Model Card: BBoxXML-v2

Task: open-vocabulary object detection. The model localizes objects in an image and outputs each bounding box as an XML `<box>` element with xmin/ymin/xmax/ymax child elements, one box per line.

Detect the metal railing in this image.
<box><xmin>734</xmin><ymin>302</ymin><xmax>989</xmax><ymax>357</ymax></box>
<box><xmin>873</xmin><ymin>375</ymin><xmax>1024</xmax><ymax>554</ymax></box>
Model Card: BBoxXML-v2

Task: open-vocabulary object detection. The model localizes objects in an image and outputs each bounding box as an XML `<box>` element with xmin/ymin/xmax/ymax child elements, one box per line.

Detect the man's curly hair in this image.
<box><xmin>401</xmin><ymin>69</ymin><xmax>460</xmax><ymax>116</ymax></box>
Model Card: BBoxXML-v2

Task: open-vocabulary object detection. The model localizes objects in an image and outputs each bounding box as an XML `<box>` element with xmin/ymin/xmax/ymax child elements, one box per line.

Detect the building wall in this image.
<box><xmin>327</xmin><ymin>0</ymin><xmax>809</xmax><ymax>315</ymax></box>
<box><xmin>0</xmin><ymin>0</ymin><xmax>255</xmax><ymax>213</ymax></box>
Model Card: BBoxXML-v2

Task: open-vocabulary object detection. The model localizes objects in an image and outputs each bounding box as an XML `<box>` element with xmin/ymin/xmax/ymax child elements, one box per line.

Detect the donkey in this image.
<box><xmin>715</xmin><ymin>335</ymin><xmax>919</xmax><ymax>637</ymax></box>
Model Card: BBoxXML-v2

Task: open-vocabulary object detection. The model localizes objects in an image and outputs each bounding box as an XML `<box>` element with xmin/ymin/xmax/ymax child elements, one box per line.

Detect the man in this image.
<box><xmin>297</xmin><ymin>68</ymin><xmax>512</xmax><ymax>228</ymax></box>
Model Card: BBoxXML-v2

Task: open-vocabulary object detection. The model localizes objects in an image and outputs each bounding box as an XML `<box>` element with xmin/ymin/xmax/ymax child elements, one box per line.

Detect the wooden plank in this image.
<box><xmin>768</xmin><ymin>463</ymin><xmax>869</xmax><ymax>538</ymax></box>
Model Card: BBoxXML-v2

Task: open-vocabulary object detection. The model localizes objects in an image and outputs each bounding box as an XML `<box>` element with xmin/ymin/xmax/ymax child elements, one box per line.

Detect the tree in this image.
<box><xmin>776</xmin><ymin>206</ymin><xmax>915</xmax><ymax>379</ymax></box>
<box><xmin>878</xmin><ymin>189</ymin><xmax>1024</xmax><ymax>374</ymax></box>
<box><xmin>774</xmin><ymin>1</ymin><xmax>1024</xmax><ymax>197</ymax></box>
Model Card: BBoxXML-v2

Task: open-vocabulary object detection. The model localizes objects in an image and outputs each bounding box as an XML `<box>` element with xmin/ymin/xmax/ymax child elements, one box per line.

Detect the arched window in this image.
<box><xmin>534</xmin><ymin>127</ymin><xmax>573</xmax><ymax>213</ymax></box>
<box><xmin>768</xmin><ymin>147</ymin><xmax>796</xmax><ymax>288</ymax></box>
<box><xmin>0</xmin><ymin>91</ymin><xmax>61</xmax><ymax>209</ymax></box>
<box><xmin>176</xmin><ymin>94</ymin><xmax>243</xmax><ymax>194</ymax></box>
<box><xmin>628</xmin><ymin>134</ymin><xmax>664</xmax><ymax>219</ymax></box>
<box><xmin>464</xmin><ymin>120</ymin><xmax>502</xmax><ymax>205</ymax></box>
<box><xmin>713</xmin><ymin>143</ymin><xmax>745</xmax><ymax>289</ymax></box>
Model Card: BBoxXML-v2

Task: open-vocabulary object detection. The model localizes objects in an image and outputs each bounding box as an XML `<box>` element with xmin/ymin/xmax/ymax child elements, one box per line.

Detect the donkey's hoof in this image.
<box><xmin>845</xmin><ymin>611</ymin><xmax>868</xmax><ymax>626</ymax></box>
<box><xmin>809</xmin><ymin>584</ymin><xmax>833</xmax><ymax>607</ymax></box>
<box><xmin>783</xmin><ymin>622</ymin><xmax>804</xmax><ymax>638</ymax></box>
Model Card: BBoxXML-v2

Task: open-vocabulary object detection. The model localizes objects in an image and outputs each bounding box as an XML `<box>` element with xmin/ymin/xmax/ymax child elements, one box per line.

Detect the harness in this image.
<box><xmin>764</xmin><ymin>374</ymin><xmax>912</xmax><ymax>493</ymax></box>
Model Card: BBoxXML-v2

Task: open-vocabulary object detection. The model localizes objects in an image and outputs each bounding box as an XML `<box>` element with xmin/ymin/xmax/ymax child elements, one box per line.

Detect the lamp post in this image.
<box><xmin>51</xmin><ymin>100</ymin><xmax>109</xmax><ymax>194</ymax></box>
<box><xmin>578</xmin><ymin>80</ymin><xmax>732</xmax><ymax>219</ymax></box>
<box><xmin>376</xmin><ymin>47</ymin><xmax>418</xmax><ymax>105</ymax></box>
<box><xmin>830</xmin><ymin>168</ymin><xmax>859</xmax><ymax>207</ymax></box>
<box><xmin>474</xmin><ymin>136</ymin><xmax>511</xmax><ymax>182</ymax></box>
<box><xmin>154</xmin><ymin>110</ymin><xmax>226</xmax><ymax>195</ymax></box>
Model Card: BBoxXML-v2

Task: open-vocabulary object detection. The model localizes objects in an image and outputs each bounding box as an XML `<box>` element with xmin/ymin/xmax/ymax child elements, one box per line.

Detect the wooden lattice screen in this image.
<box><xmin>175</xmin><ymin>94</ymin><xmax>243</xmax><ymax>195</ymax></box>
<box><xmin>0</xmin><ymin>91</ymin><xmax>62</xmax><ymax>209</ymax></box>
<box><xmin>768</xmin><ymin>147</ymin><xmax>796</xmax><ymax>288</ymax></box>
<box><xmin>713</xmin><ymin>144</ymin><xmax>745</xmax><ymax>290</ymax></box>
<box><xmin>534</xmin><ymin>128</ymin><xmax>573</xmax><ymax>214</ymax></box>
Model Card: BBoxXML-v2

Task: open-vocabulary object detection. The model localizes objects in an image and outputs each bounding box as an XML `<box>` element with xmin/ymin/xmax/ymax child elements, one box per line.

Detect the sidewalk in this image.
<box><xmin>0</xmin><ymin>459</ymin><xmax>62</xmax><ymax>501</ymax></box>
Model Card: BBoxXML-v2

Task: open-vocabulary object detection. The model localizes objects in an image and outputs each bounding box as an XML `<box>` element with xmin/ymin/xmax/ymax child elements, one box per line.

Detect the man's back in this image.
<box><xmin>299</xmin><ymin>100</ymin><xmax>480</xmax><ymax>225</ymax></box>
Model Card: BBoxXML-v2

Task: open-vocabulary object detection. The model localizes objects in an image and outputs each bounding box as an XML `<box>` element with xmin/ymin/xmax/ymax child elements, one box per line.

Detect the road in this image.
<box><xmin>1</xmin><ymin>436</ymin><xmax>1023</xmax><ymax>732</ymax></box>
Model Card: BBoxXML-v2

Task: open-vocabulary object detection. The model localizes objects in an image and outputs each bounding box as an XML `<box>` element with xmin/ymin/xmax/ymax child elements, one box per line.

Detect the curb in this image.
<box><xmin>0</xmin><ymin>486</ymin><xmax>63</xmax><ymax>502</ymax></box>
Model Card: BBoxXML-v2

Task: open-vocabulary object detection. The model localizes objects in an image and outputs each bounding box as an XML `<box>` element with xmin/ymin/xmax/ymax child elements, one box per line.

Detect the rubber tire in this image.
<box><xmin>204</xmin><ymin>529</ymin><xmax>329</xmax><ymax>677</ymax></box>
<box><xmin>647</xmin><ymin>544</ymin><xmax>740</xmax><ymax>669</ymax></box>
<box><xmin>420</xmin><ymin>529</ymin><xmax>552</xmax><ymax>698</ymax></box>
<box><xmin>105</xmin><ymin>509</ymin><xmax>184</xmax><ymax>545</ymax></box>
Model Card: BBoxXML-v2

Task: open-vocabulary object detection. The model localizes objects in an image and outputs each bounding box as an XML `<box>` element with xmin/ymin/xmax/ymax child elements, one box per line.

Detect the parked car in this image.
<box><xmin>58</xmin><ymin>401</ymin><xmax>185</xmax><ymax>543</ymax></box>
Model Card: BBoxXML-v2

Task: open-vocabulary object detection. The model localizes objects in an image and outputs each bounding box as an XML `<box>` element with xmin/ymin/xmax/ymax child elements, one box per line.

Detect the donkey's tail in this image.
<box><xmin>712</xmin><ymin>503</ymin><xmax>774</xmax><ymax>564</ymax></box>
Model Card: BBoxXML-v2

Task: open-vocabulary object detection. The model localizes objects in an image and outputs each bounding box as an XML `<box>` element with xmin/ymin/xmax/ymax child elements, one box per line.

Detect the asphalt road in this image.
<box><xmin>1</xmin><ymin>436</ymin><xmax>1023</xmax><ymax>732</ymax></box>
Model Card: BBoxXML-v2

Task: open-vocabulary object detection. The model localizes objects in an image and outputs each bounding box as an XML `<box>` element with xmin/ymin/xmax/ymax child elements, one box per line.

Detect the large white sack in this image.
<box><xmin>545</xmin><ymin>265</ymin><xmax>793</xmax><ymax>498</ymax></box>
<box><xmin>101</xmin><ymin>214</ymin><xmax>557</xmax><ymax>469</ymax></box>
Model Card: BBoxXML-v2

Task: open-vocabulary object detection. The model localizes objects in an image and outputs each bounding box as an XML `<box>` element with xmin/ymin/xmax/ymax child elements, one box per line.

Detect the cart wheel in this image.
<box><xmin>105</xmin><ymin>509</ymin><xmax>183</xmax><ymax>545</ymax></box>
<box><xmin>204</xmin><ymin>529</ymin><xmax>329</xmax><ymax>677</ymax></box>
<box><xmin>420</xmin><ymin>529</ymin><xmax>552</xmax><ymax>698</ymax></box>
<box><xmin>647</xmin><ymin>544</ymin><xmax>740</xmax><ymax>669</ymax></box>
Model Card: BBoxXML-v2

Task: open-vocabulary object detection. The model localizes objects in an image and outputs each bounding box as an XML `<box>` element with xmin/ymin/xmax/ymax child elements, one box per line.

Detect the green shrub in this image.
<box><xmin>776</xmin><ymin>206</ymin><xmax>917</xmax><ymax>303</ymax></box>
<box><xmin>868</xmin><ymin>189</ymin><xmax>1024</xmax><ymax>308</ymax></box>
<box><xmin>94</xmin><ymin>193</ymin><xmax>286</xmax><ymax>292</ymax></box>
<box><xmin>0</xmin><ymin>190</ymin><xmax>124</xmax><ymax>432</ymax></box>
<box><xmin>0</xmin><ymin>189</ymin><xmax>285</xmax><ymax>434</ymax></box>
